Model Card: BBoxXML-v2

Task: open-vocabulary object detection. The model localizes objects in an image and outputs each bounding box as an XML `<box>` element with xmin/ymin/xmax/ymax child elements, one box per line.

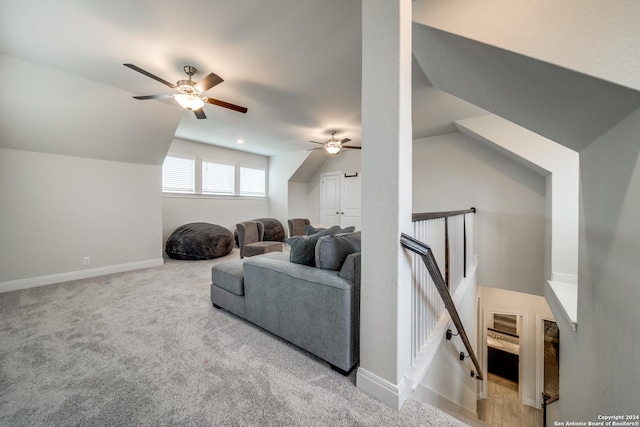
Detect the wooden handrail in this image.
<box><xmin>412</xmin><ymin>207</ymin><xmax>476</xmax><ymax>222</ymax></box>
<box><xmin>400</xmin><ymin>232</ymin><xmax>483</xmax><ymax>381</ymax></box>
<box><xmin>542</xmin><ymin>392</ymin><xmax>559</xmax><ymax>405</ymax></box>
<box><xmin>412</xmin><ymin>207</ymin><xmax>476</xmax><ymax>287</ymax></box>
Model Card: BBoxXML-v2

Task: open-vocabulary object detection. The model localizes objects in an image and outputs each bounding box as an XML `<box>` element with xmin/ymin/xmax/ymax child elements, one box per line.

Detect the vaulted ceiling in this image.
<box><xmin>0</xmin><ymin>1</ymin><xmax>363</xmax><ymax>160</ymax></box>
<box><xmin>1</xmin><ymin>0</ymin><xmax>639</xmax><ymax>164</ymax></box>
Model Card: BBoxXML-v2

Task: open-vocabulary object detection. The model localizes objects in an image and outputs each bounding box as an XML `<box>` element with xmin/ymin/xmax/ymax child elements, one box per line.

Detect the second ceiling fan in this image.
<box><xmin>124</xmin><ymin>63</ymin><xmax>248</xmax><ymax>119</ymax></box>
<box><xmin>308</xmin><ymin>131</ymin><xmax>361</xmax><ymax>155</ymax></box>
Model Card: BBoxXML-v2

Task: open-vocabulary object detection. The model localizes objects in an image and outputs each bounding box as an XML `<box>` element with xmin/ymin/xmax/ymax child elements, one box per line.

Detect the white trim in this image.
<box><xmin>535</xmin><ymin>314</ymin><xmax>557</xmax><ymax>409</ymax></box>
<box><xmin>411</xmin><ymin>383</ymin><xmax>479</xmax><ymax>421</ymax></box>
<box><xmin>356</xmin><ymin>367</ymin><xmax>410</xmax><ymax>410</ymax></box>
<box><xmin>162</xmin><ymin>193</ymin><xmax>266</xmax><ymax>200</ymax></box>
<box><xmin>551</xmin><ymin>272</ymin><xmax>577</xmax><ymax>285</ymax></box>
<box><xmin>545</xmin><ymin>280</ymin><xmax>578</xmax><ymax>331</ymax></box>
<box><xmin>0</xmin><ymin>258</ymin><xmax>164</xmax><ymax>293</ymax></box>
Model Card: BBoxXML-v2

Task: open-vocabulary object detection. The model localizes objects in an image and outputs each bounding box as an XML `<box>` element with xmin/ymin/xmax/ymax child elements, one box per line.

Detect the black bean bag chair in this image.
<box><xmin>166</xmin><ymin>223</ymin><xmax>234</xmax><ymax>260</ymax></box>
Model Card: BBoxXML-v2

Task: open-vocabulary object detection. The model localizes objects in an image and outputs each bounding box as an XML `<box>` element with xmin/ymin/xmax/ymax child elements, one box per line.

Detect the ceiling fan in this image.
<box><xmin>308</xmin><ymin>131</ymin><xmax>361</xmax><ymax>155</ymax></box>
<box><xmin>124</xmin><ymin>64</ymin><xmax>248</xmax><ymax>119</ymax></box>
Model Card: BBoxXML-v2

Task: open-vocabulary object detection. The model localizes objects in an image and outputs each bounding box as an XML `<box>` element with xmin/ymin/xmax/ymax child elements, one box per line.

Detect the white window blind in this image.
<box><xmin>240</xmin><ymin>166</ymin><xmax>266</xmax><ymax>196</ymax></box>
<box><xmin>162</xmin><ymin>155</ymin><xmax>195</xmax><ymax>193</ymax></box>
<box><xmin>202</xmin><ymin>161</ymin><xmax>235</xmax><ymax>194</ymax></box>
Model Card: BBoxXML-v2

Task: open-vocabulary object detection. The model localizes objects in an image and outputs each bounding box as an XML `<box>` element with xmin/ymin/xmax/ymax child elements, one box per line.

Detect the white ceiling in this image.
<box><xmin>0</xmin><ymin>0</ymin><xmax>489</xmax><ymax>160</ymax></box>
<box><xmin>413</xmin><ymin>0</ymin><xmax>640</xmax><ymax>92</ymax></box>
<box><xmin>0</xmin><ymin>0</ymin><xmax>365</xmax><ymax>157</ymax></box>
<box><xmin>2</xmin><ymin>0</ymin><xmax>637</xmax><ymax>162</ymax></box>
<box><xmin>413</xmin><ymin>24</ymin><xmax>640</xmax><ymax>152</ymax></box>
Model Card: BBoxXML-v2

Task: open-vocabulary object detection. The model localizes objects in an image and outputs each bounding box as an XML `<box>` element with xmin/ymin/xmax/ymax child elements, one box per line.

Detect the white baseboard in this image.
<box><xmin>356</xmin><ymin>367</ymin><xmax>411</xmax><ymax>410</ymax></box>
<box><xmin>0</xmin><ymin>258</ymin><xmax>165</xmax><ymax>293</ymax></box>
<box><xmin>357</xmin><ymin>366</ymin><xmax>480</xmax><ymax>420</ymax></box>
<box><xmin>412</xmin><ymin>383</ymin><xmax>478</xmax><ymax>421</ymax></box>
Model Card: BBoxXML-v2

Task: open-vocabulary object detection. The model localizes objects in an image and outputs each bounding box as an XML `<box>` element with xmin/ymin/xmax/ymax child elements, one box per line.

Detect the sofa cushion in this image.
<box><xmin>286</xmin><ymin>225</ymin><xmax>354</xmax><ymax>266</ymax></box>
<box><xmin>315</xmin><ymin>231</ymin><xmax>361</xmax><ymax>270</ymax></box>
<box><xmin>211</xmin><ymin>260</ymin><xmax>245</xmax><ymax>296</ymax></box>
<box><xmin>243</xmin><ymin>241</ymin><xmax>282</xmax><ymax>258</ymax></box>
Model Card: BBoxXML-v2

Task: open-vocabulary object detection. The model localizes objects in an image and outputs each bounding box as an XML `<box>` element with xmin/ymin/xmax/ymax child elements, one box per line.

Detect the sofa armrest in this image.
<box><xmin>339</xmin><ymin>252</ymin><xmax>361</xmax><ymax>285</ymax></box>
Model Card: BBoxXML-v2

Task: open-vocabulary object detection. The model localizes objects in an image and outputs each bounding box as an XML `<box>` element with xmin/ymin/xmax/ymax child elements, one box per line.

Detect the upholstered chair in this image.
<box><xmin>236</xmin><ymin>221</ymin><xmax>282</xmax><ymax>258</ymax></box>
<box><xmin>287</xmin><ymin>218</ymin><xmax>311</xmax><ymax>238</ymax></box>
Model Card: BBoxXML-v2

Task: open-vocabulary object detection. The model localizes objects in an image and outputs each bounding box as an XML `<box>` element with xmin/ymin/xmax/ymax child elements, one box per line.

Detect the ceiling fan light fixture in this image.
<box><xmin>177</xmin><ymin>80</ymin><xmax>202</xmax><ymax>96</ymax></box>
<box><xmin>125</xmin><ymin>64</ymin><xmax>247</xmax><ymax>117</ymax></box>
<box><xmin>174</xmin><ymin>93</ymin><xmax>205</xmax><ymax>111</ymax></box>
<box><xmin>325</xmin><ymin>143</ymin><xmax>341</xmax><ymax>155</ymax></box>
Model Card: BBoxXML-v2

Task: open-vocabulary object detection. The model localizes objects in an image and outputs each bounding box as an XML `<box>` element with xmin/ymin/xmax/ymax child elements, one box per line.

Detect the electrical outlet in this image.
<box><xmin>83</xmin><ymin>257</ymin><xmax>91</xmax><ymax>266</ymax></box>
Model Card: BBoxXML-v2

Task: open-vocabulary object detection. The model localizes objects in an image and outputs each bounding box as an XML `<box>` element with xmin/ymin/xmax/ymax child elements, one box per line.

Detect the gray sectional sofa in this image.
<box><xmin>210</xmin><ymin>227</ymin><xmax>361</xmax><ymax>374</ymax></box>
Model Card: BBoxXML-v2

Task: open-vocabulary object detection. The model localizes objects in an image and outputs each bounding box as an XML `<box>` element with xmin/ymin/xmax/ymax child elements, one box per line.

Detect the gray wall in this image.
<box><xmin>162</xmin><ymin>138</ymin><xmax>269</xmax><ymax>245</ymax></box>
<box><xmin>413</xmin><ymin>132</ymin><xmax>546</xmax><ymax>295</ymax></box>
<box><xmin>561</xmin><ymin>107</ymin><xmax>640</xmax><ymax>418</ymax></box>
<box><xmin>0</xmin><ymin>54</ymin><xmax>181</xmax><ymax>292</ymax></box>
<box><xmin>296</xmin><ymin>133</ymin><xmax>547</xmax><ymax>296</ymax></box>
<box><xmin>0</xmin><ymin>148</ymin><xmax>163</xmax><ymax>288</ymax></box>
<box><xmin>267</xmin><ymin>149</ymin><xmax>312</xmax><ymax>235</ymax></box>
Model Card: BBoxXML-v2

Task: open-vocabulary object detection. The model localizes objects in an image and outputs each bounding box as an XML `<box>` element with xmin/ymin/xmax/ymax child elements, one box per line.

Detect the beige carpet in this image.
<box><xmin>0</xmin><ymin>248</ymin><xmax>469</xmax><ymax>426</ymax></box>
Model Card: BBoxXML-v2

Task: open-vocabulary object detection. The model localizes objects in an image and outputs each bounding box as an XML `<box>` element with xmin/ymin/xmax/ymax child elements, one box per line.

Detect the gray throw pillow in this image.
<box><xmin>287</xmin><ymin>226</ymin><xmax>355</xmax><ymax>266</ymax></box>
<box><xmin>304</xmin><ymin>224</ymin><xmax>327</xmax><ymax>235</ymax></box>
<box><xmin>315</xmin><ymin>231</ymin><xmax>361</xmax><ymax>270</ymax></box>
<box><xmin>287</xmin><ymin>226</ymin><xmax>338</xmax><ymax>266</ymax></box>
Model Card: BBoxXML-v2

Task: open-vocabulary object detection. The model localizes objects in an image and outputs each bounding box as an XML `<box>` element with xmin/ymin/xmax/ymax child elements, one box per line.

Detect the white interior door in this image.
<box><xmin>320</xmin><ymin>172</ymin><xmax>361</xmax><ymax>229</ymax></box>
<box><xmin>340</xmin><ymin>173</ymin><xmax>361</xmax><ymax>229</ymax></box>
<box><xmin>320</xmin><ymin>173</ymin><xmax>341</xmax><ymax>226</ymax></box>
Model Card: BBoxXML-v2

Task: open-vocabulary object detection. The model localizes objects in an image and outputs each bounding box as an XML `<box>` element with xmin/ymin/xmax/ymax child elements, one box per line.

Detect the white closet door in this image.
<box><xmin>340</xmin><ymin>173</ymin><xmax>361</xmax><ymax>230</ymax></box>
<box><xmin>320</xmin><ymin>172</ymin><xmax>341</xmax><ymax>227</ymax></box>
<box><xmin>320</xmin><ymin>172</ymin><xmax>361</xmax><ymax>230</ymax></box>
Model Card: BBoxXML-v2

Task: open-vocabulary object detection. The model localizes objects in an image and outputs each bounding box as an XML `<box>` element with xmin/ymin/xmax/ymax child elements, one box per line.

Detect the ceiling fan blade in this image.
<box><xmin>340</xmin><ymin>138</ymin><xmax>352</xmax><ymax>143</ymax></box>
<box><xmin>204</xmin><ymin>97</ymin><xmax>248</xmax><ymax>113</ymax></box>
<box><xmin>124</xmin><ymin>64</ymin><xmax>176</xmax><ymax>88</ymax></box>
<box><xmin>195</xmin><ymin>72</ymin><xmax>224</xmax><ymax>92</ymax></box>
<box><xmin>341</xmin><ymin>145</ymin><xmax>362</xmax><ymax>150</ymax></box>
<box><xmin>193</xmin><ymin>108</ymin><xmax>207</xmax><ymax>119</ymax></box>
<box><xmin>308</xmin><ymin>141</ymin><xmax>325</xmax><ymax>145</ymax></box>
<box><xmin>306</xmin><ymin>147</ymin><xmax>322</xmax><ymax>151</ymax></box>
<box><xmin>133</xmin><ymin>94</ymin><xmax>174</xmax><ymax>100</ymax></box>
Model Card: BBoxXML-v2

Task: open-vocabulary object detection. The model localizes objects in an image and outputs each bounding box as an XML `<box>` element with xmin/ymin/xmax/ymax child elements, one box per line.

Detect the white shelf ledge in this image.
<box><xmin>545</xmin><ymin>280</ymin><xmax>578</xmax><ymax>332</ymax></box>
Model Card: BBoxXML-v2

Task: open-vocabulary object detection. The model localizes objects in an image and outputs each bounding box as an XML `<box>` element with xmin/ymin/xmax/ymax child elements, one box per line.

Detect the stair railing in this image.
<box><xmin>542</xmin><ymin>392</ymin><xmax>560</xmax><ymax>427</ymax></box>
<box><xmin>401</xmin><ymin>231</ymin><xmax>483</xmax><ymax>381</ymax></box>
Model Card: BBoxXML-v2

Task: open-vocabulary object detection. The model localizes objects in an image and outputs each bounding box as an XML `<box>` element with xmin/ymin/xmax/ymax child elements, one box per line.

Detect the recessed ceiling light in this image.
<box><xmin>236</xmin><ymin>139</ymin><xmax>244</xmax><ymax>144</ymax></box>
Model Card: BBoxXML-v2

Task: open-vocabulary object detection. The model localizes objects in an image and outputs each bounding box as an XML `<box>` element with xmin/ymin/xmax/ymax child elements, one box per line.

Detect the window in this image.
<box><xmin>162</xmin><ymin>155</ymin><xmax>195</xmax><ymax>193</ymax></box>
<box><xmin>162</xmin><ymin>152</ymin><xmax>266</xmax><ymax>197</ymax></box>
<box><xmin>240</xmin><ymin>166</ymin><xmax>266</xmax><ymax>196</ymax></box>
<box><xmin>202</xmin><ymin>161</ymin><xmax>235</xmax><ymax>195</ymax></box>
